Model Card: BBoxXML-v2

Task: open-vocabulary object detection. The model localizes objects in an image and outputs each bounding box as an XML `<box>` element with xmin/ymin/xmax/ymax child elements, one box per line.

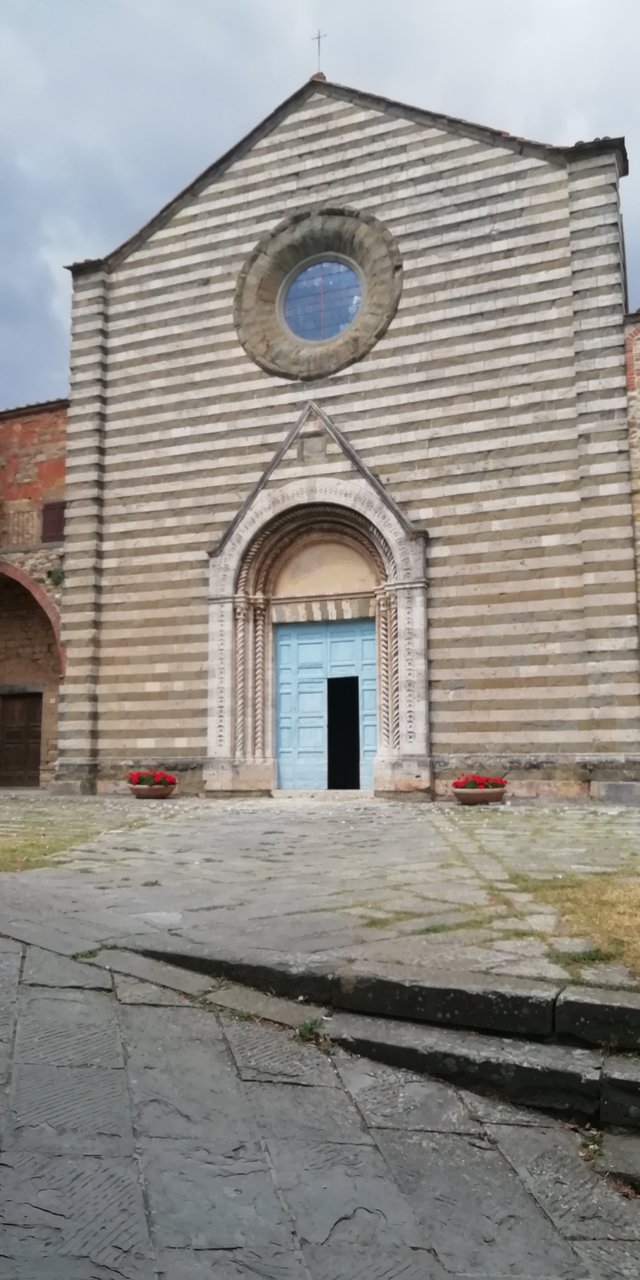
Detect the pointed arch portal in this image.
<box><xmin>206</xmin><ymin>476</ymin><xmax>431</xmax><ymax>796</ymax></box>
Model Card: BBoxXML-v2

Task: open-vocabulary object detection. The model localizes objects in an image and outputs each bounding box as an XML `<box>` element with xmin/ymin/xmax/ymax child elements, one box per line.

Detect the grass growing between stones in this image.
<box><xmin>0</xmin><ymin>827</ymin><xmax>98</xmax><ymax>872</ymax></box>
<box><xmin>362</xmin><ymin>910</ymin><xmax>425</xmax><ymax>929</ymax></box>
<box><xmin>515</xmin><ymin>872</ymin><xmax>640</xmax><ymax>976</ymax></box>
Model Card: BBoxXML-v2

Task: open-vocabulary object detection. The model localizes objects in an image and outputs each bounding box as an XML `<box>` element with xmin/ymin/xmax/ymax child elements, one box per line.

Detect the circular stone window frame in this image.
<box><xmin>278</xmin><ymin>253</ymin><xmax>366</xmax><ymax>345</ymax></box>
<box><xmin>234</xmin><ymin>206</ymin><xmax>403</xmax><ymax>381</ymax></box>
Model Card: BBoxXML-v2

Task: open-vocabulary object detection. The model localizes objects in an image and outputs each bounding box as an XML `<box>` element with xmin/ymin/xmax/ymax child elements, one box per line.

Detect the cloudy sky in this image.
<box><xmin>1</xmin><ymin>0</ymin><xmax>639</xmax><ymax>407</ymax></box>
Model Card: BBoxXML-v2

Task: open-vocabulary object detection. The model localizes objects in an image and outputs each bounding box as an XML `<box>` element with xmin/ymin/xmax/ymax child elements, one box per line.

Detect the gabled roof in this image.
<box><xmin>70</xmin><ymin>76</ymin><xmax>628</xmax><ymax>276</ymax></box>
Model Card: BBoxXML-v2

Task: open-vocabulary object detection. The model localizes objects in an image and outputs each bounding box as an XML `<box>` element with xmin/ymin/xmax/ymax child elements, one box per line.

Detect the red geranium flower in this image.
<box><xmin>451</xmin><ymin>773</ymin><xmax>507</xmax><ymax>790</ymax></box>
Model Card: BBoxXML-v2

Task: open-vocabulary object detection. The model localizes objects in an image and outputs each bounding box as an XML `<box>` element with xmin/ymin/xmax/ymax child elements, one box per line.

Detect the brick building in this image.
<box><xmin>0</xmin><ymin>400</ymin><xmax>67</xmax><ymax>785</ymax></box>
<box><xmin>5</xmin><ymin>78</ymin><xmax>640</xmax><ymax>797</ymax></box>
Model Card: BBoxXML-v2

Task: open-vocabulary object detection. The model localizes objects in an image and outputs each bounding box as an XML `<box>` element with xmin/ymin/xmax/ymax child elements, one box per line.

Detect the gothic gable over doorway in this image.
<box><xmin>219</xmin><ymin>400</ymin><xmax>412</xmax><ymax>551</ymax></box>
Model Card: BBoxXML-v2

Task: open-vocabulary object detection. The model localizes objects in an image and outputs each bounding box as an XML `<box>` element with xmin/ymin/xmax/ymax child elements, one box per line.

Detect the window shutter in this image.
<box><xmin>41</xmin><ymin>501</ymin><xmax>65</xmax><ymax>543</ymax></box>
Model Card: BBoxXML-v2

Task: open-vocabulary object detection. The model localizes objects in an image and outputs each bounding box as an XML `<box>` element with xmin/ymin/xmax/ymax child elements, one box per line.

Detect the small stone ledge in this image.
<box><xmin>131</xmin><ymin>945</ymin><xmax>640</xmax><ymax>1050</ymax></box>
<box><xmin>602</xmin><ymin>1057</ymin><xmax>640</xmax><ymax>1127</ymax></box>
<box><xmin>594</xmin><ymin>1132</ymin><xmax>640</xmax><ymax>1186</ymax></box>
<box><xmin>590</xmin><ymin>781</ymin><xmax>640</xmax><ymax>806</ymax></box>
<box><xmin>327</xmin><ymin>1012</ymin><xmax>604</xmax><ymax>1119</ymax></box>
<box><xmin>335</xmin><ymin>968</ymin><xmax>556</xmax><ymax>1037</ymax></box>
<box><xmin>556</xmin><ymin>986</ymin><xmax>640</xmax><ymax>1051</ymax></box>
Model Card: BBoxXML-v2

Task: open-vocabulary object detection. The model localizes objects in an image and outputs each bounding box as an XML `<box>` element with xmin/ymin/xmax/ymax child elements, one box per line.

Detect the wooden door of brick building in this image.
<box><xmin>0</xmin><ymin>694</ymin><xmax>42</xmax><ymax>786</ymax></box>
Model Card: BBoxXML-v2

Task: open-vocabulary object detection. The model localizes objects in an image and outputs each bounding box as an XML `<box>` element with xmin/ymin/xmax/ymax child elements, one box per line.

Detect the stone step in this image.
<box><xmin>131</xmin><ymin>943</ymin><xmax>640</xmax><ymax>1050</ymax></box>
<box><xmin>79</xmin><ymin>944</ymin><xmax>640</xmax><ymax>1126</ymax></box>
<box><xmin>326</xmin><ymin>1009</ymin><xmax>640</xmax><ymax>1127</ymax></box>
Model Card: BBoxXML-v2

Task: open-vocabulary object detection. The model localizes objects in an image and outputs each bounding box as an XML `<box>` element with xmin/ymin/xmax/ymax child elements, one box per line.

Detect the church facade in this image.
<box><xmin>9</xmin><ymin>76</ymin><xmax>640</xmax><ymax>798</ymax></box>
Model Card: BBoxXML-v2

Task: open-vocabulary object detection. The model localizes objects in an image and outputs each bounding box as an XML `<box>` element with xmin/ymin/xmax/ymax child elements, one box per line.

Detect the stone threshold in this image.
<box><xmin>273</xmin><ymin>789</ymin><xmax>375</xmax><ymax>800</ymax></box>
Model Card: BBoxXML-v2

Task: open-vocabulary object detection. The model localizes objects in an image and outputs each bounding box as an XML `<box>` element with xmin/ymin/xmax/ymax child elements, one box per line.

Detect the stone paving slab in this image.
<box><xmin>264</xmin><ymin>1137</ymin><xmax>426</xmax><ymax>1248</ymax></box>
<box><xmin>6</xmin><ymin>1063</ymin><xmax>134</xmax><ymax>1155</ymax></box>
<box><xmin>114</xmin><ymin>974</ymin><xmax>193</xmax><ymax>1006</ymax></box>
<box><xmin>245</xmin><ymin>1079</ymin><xmax>372</xmax><ymax>1144</ymax></box>
<box><xmin>0</xmin><ymin>1261</ymin><xmax>156</xmax><ymax>1280</ymax></box>
<box><xmin>88</xmin><ymin>948</ymin><xmax>213</xmax><ymax>995</ymax></box>
<box><xmin>128</xmin><ymin>1063</ymin><xmax>257</xmax><ymax>1145</ymax></box>
<box><xmin>488</xmin><ymin>1123</ymin><xmax>640</xmax><ymax>1241</ymax></box>
<box><xmin>334</xmin><ymin>1050</ymin><xmax>483</xmax><ymax>1133</ymax></box>
<box><xmin>155</xmin><ymin>1246</ymin><xmax>308</xmax><ymax>1278</ymax></box>
<box><xmin>575</xmin><ymin>1240</ymin><xmax>640</xmax><ymax>1280</ymax></box>
<box><xmin>374</xmin><ymin>1128</ymin><xmax>588</xmax><ymax>1277</ymax></box>
<box><xmin>205</xmin><ymin>981</ymin><xmax>327</xmax><ymax>1028</ymax></box>
<box><xmin>22</xmin><ymin>946</ymin><xmax>112</xmax><ymax>990</ymax></box>
<box><xmin>222</xmin><ymin>1016</ymin><xmax>338</xmax><ymax>1087</ymax></box>
<box><xmin>14</xmin><ymin>991</ymin><xmax>124</xmax><ymax>1068</ymax></box>
<box><xmin>141</xmin><ymin>1138</ymin><xmax>292</xmax><ymax>1250</ymax></box>
<box><xmin>0</xmin><ymin>1151</ymin><xmax>151</xmax><ymax>1272</ymax></box>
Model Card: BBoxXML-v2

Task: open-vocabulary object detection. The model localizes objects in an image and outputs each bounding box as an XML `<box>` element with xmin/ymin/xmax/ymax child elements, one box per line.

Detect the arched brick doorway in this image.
<box><xmin>0</xmin><ymin>562</ymin><xmax>63</xmax><ymax>787</ymax></box>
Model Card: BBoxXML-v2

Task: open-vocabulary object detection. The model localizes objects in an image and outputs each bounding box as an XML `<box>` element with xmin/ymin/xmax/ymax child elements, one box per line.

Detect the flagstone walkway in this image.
<box><xmin>0</xmin><ymin>792</ymin><xmax>639</xmax><ymax>987</ymax></box>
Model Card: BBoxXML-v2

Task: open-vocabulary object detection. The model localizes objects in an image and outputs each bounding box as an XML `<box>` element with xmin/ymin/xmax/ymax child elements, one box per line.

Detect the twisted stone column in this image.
<box><xmin>253</xmin><ymin>599</ymin><xmax>266</xmax><ymax>758</ymax></box>
<box><xmin>233</xmin><ymin>600</ymin><xmax>248</xmax><ymax>757</ymax></box>
<box><xmin>376</xmin><ymin>591</ymin><xmax>390</xmax><ymax>749</ymax></box>
<box><xmin>388</xmin><ymin>591</ymin><xmax>400</xmax><ymax>751</ymax></box>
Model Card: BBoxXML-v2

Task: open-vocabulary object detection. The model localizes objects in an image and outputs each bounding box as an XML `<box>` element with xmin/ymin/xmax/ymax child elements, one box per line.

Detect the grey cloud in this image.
<box><xmin>1</xmin><ymin>0</ymin><xmax>639</xmax><ymax>405</ymax></box>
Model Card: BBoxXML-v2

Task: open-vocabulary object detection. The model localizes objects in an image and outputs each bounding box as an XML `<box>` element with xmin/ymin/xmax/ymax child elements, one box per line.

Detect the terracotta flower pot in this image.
<box><xmin>129</xmin><ymin>784</ymin><xmax>176</xmax><ymax>799</ymax></box>
<box><xmin>453</xmin><ymin>787</ymin><xmax>506</xmax><ymax>805</ymax></box>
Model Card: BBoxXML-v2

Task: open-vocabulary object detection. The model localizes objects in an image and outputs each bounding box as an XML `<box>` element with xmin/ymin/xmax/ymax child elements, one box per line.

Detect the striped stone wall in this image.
<box><xmin>625</xmin><ymin>314</ymin><xmax>640</xmax><ymax>631</ymax></box>
<box><xmin>57</xmin><ymin>83</ymin><xmax>640</xmax><ymax>792</ymax></box>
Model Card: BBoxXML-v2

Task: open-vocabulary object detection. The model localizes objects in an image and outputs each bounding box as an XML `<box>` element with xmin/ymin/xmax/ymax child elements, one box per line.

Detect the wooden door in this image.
<box><xmin>274</xmin><ymin>619</ymin><xmax>376</xmax><ymax>789</ymax></box>
<box><xmin>0</xmin><ymin>694</ymin><xmax>42</xmax><ymax>786</ymax></box>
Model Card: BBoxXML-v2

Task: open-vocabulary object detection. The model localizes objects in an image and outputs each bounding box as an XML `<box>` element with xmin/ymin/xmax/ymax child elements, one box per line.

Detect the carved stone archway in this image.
<box><xmin>206</xmin><ymin>477</ymin><xmax>430</xmax><ymax>796</ymax></box>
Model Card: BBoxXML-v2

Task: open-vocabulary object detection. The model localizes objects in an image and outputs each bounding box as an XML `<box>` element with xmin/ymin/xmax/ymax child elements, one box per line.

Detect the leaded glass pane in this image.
<box><xmin>283</xmin><ymin>259</ymin><xmax>362</xmax><ymax>341</ymax></box>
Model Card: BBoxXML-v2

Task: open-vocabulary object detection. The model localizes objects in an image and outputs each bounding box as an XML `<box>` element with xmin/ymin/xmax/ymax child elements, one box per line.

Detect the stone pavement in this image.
<box><xmin>2</xmin><ymin>935</ymin><xmax>640</xmax><ymax>1279</ymax></box>
<box><xmin>1</xmin><ymin>793</ymin><xmax>640</xmax><ymax>987</ymax></box>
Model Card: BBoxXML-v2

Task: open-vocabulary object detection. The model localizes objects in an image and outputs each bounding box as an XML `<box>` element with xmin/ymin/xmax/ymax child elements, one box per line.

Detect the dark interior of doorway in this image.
<box><xmin>327</xmin><ymin>676</ymin><xmax>360</xmax><ymax>789</ymax></box>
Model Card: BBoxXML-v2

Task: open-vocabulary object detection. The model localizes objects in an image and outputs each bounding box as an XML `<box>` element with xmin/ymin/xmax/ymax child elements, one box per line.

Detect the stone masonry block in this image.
<box><xmin>556</xmin><ymin>985</ymin><xmax>640</xmax><ymax>1050</ymax></box>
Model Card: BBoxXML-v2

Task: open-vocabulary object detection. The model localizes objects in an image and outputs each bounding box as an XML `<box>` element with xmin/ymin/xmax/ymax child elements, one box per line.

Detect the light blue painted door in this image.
<box><xmin>275</xmin><ymin>619</ymin><xmax>376</xmax><ymax>789</ymax></box>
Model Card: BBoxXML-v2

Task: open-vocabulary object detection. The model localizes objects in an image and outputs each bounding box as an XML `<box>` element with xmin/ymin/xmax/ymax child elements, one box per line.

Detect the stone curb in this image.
<box><xmin>134</xmin><ymin>944</ymin><xmax>640</xmax><ymax>1050</ymax></box>
<box><xmin>326</xmin><ymin>1010</ymin><xmax>640</xmax><ymax>1128</ymax></box>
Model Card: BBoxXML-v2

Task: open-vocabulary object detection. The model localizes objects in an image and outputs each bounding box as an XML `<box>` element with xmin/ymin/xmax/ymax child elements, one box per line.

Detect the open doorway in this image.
<box><xmin>327</xmin><ymin>676</ymin><xmax>360</xmax><ymax>789</ymax></box>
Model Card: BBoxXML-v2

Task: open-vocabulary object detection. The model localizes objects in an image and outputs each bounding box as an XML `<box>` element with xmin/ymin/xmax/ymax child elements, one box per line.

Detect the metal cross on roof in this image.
<box><xmin>311</xmin><ymin>28</ymin><xmax>327</xmax><ymax>73</ymax></box>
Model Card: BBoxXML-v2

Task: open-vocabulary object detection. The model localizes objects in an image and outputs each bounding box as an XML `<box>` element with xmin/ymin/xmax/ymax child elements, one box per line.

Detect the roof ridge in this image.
<box><xmin>68</xmin><ymin>77</ymin><xmax>627</xmax><ymax>277</ymax></box>
<box><xmin>0</xmin><ymin>397</ymin><xmax>69</xmax><ymax>421</ymax></box>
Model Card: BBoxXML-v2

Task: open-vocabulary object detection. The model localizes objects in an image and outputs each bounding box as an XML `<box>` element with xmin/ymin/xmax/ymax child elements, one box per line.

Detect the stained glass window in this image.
<box><xmin>283</xmin><ymin>259</ymin><xmax>362</xmax><ymax>341</ymax></box>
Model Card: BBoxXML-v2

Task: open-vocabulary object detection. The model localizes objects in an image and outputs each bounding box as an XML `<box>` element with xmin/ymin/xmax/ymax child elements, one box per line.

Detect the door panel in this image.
<box><xmin>0</xmin><ymin>694</ymin><xmax>42</xmax><ymax>787</ymax></box>
<box><xmin>275</xmin><ymin>620</ymin><xmax>376</xmax><ymax>789</ymax></box>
